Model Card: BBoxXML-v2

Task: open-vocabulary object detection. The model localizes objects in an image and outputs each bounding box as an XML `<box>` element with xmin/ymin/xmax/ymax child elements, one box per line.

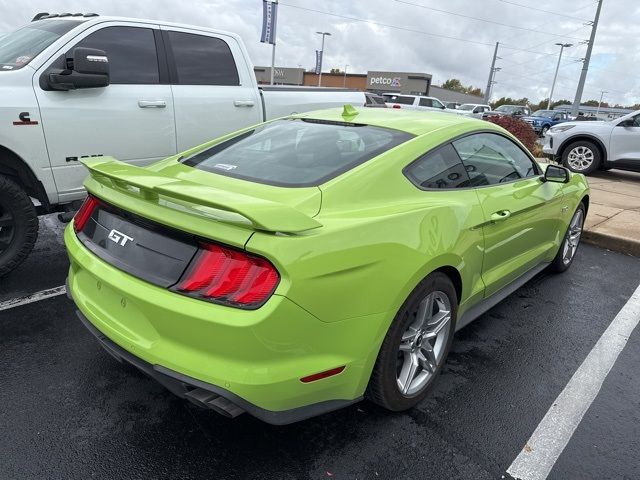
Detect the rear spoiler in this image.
<box><xmin>81</xmin><ymin>157</ymin><xmax>322</xmax><ymax>233</ymax></box>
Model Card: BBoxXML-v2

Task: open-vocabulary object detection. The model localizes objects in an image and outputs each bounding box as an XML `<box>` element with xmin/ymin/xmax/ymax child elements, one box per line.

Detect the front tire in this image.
<box><xmin>550</xmin><ymin>204</ymin><xmax>585</xmax><ymax>273</ymax></box>
<box><xmin>0</xmin><ymin>175</ymin><xmax>38</xmax><ymax>277</ymax></box>
<box><xmin>562</xmin><ymin>140</ymin><xmax>601</xmax><ymax>175</ymax></box>
<box><xmin>366</xmin><ymin>272</ymin><xmax>457</xmax><ymax>411</ymax></box>
<box><xmin>541</xmin><ymin>125</ymin><xmax>550</xmax><ymax>136</ymax></box>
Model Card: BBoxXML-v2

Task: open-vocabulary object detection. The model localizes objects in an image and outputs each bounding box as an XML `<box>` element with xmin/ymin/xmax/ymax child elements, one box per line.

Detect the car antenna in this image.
<box><xmin>342</xmin><ymin>104</ymin><xmax>358</xmax><ymax>118</ymax></box>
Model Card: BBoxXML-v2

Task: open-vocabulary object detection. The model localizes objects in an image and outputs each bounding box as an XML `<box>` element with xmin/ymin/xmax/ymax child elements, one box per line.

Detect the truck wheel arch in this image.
<box><xmin>0</xmin><ymin>146</ymin><xmax>50</xmax><ymax>210</ymax></box>
<box><xmin>557</xmin><ymin>135</ymin><xmax>607</xmax><ymax>165</ymax></box>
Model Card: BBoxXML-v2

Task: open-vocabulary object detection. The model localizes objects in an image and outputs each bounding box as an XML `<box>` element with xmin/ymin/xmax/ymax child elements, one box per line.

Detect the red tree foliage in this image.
<box><xmin>486</xmin><ymin>116</ymin><xmax>538</xmax><ymax>153</ymax></box>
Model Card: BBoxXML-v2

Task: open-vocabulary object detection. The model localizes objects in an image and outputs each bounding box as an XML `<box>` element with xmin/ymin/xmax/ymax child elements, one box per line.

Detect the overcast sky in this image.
<box><xmin>1</xmin><ymin>0</ymin><xmax>636</xmax><ymax>105</ymax></box>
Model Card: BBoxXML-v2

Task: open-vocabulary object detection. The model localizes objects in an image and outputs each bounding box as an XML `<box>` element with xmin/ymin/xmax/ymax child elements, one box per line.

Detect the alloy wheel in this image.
<box><xmin>396</xmin><ymin>291</ymin><xmax>452</xmax><ymax>396</ymax></box>
<box><xmin>0</xmin><ymin>202</ymin><xmax>15</xmax><ymax>254</ymax></box>
<box><xmin>567</xmin><ymin>146</ymin><xmax>594</xmax><ymax>171</ymax></box>
<box><xmin>562</xmin><ymin>208</ymin><xmax>584</xmax><ymax>265</ymax></box>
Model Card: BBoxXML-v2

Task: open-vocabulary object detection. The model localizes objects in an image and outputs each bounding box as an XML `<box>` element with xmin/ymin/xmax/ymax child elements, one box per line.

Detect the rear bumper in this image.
<box><xmin>64</xmin><ymin>225</ymin><xmax>383</xmax><ymax>422</ymax></box>
<box><xmin>73</xmin><ymin>305</ymin><xmax>359</xmax><ymax>425</ymax></box>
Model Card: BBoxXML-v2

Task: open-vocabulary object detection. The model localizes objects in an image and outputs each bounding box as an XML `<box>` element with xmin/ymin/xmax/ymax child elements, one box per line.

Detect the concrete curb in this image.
<box><xmin>582</xmin><ymin>229</ymin><xmax>640</xmax><ymax>258</ymax></box>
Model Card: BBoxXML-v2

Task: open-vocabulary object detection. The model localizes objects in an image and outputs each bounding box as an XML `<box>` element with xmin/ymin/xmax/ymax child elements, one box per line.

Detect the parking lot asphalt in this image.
<box><xmin>1</xmin><ymin>216</ymin><xmax>639</xmax><ymax>480</ymax></box>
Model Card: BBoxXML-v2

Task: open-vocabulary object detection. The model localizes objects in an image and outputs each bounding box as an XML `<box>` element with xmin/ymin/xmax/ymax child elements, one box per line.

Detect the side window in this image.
<box><xmin>432</xmin><ymin>99</ymin><xmax>444</xmax><ymax>109</ymax></box>
<box><xmin>453</xmin><ymin>133</ymin><xmax>539</xmax><ymax>186</ymax></box>
<box><xmin>472</xmin><ymin>107</ymin><xmax>480</xmax><ymax>113</ymax></box>
<box><xmin>404</xmin><ymin>144</ymin><xmax>471</xmax><ymax>189</ymax></box>
<box><xmin>419</xmin><ymin>98</ymin><xmax>433</xmax><ymax>107</ymax></box>
<box><xmin>71</xmin><ymin>27</ymin><xmax>159</xmax><ymax>84</ymax></box>
<box><xmin>166</xmin><ymin>31</ymin><xmax>239</xmax><ymax>86</ymax></box>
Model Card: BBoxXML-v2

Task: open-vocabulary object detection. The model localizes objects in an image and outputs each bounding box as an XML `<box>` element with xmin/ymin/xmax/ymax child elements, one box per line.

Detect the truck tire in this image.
<box><xmin>0</xmin><ymin>175</ymin><xmax>38</xmax><ymax>277</ymax></box>
<box><xmin>561</xmin><ymin>140</ymin><xmax>601</xmax><ymax>175</ymax></box>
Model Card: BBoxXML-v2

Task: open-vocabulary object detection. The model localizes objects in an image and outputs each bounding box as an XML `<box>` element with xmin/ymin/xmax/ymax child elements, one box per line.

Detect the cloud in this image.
<box><xmin>0</xmin><ymin>0</ymin><xmax>635</xmax><ymax>105</ymax></box>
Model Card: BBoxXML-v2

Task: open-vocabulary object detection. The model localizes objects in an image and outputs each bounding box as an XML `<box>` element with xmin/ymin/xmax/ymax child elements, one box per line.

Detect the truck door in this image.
<box><xmin>160</xmin><ymin>27</ymin><xmax>262</xmax><ymax>152</ymax></box>
<box><xmin>33</xmin><ymin>23</ymin><xmax>176</xmax><ymax>202</ymax></box>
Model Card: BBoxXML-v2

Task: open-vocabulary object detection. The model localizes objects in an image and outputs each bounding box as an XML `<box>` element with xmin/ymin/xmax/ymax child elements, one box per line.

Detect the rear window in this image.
<box><xmin>183</xmin><ymin>119</ymin><xmax>413</xmax><ymax>187</ymax></box>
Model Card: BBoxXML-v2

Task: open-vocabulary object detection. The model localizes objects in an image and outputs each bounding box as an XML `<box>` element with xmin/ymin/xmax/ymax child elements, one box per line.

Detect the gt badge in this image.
<box><xmin>108</xmin><ymin>229</ymin><xmax>134</xmax><ymax>246</ymax></box>
<box><xmin>13</xmin><ymin>112</ymin><xmax>39</xmax><ymax>126</ymax></box>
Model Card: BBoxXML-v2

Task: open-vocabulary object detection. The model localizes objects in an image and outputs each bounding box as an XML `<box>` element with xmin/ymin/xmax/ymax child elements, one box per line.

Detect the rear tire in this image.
<box><xmin>366</xmin><ymin>272</ymin><xmax>457</xmax><ymax>411</ymax></box>
<box><xmin>0</xmin><ymin>175</ymin><xmax>38</xmax><ymax>277</ymax></box>
<box><xmin>550</xmin><ymin>203</ymin><xmax>585</xmax><ymax>273</ymax></box>
<box><xmin>562</xmin><ymin>140</ymin><xmax>601</xmax><ymax>175</ymax></box>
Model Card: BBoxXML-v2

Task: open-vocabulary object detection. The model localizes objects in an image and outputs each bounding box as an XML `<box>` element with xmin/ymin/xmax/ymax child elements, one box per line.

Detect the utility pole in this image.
<box><xmin>596</xmin><ymin>90</ymin><xmax>607</xmax><ymax>115</ymax></box>
<box><xmin>343</xmin><ymin>64</ymin><xmax>349</xmax><ymax>87</ymax></box>
<box><xmin>484</xmin><ymin>42</ymin><xmax>499</xmax><ymax>104</ymax></box>
<box><xmin>571</xmin><ymin>0</ymin><xmax>604</xmax><ymax>116</ymax></box>
<box><xmin>548</xmin><ymin>43</ymin><xmax>572</xmax><ymax>109</ymax></box>
<box><xmin>316</xmin><ymin>31</ymin><xmax>331</xmax><ymax>87</ymax></box>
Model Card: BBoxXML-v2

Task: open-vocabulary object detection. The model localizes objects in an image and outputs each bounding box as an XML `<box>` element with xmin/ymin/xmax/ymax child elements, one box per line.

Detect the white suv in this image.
<box><xmin>381</xmin><ymin>93</ymin><xmax>448</xmax><ymax>112</ymax></box>
<box><xmin>543</xmin><ymin>110</ymin><xmax>640</xmax><ymax>175</ymax></box>
<box><xmin>455</xmin><ymin>103</ymin><xmax>492</xmax><ymax>119</ymax></box>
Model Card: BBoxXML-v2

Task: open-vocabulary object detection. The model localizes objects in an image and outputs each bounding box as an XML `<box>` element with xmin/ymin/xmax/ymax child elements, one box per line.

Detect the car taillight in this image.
<box><xmin>73</xmin><ymin>195</ymin><xmax>100</xmax><ymax>233</ymax></box>
<box><xmin>173</xmin><ymin>242</ymin><xmax>280</xmax><ymax>309</ymax></box>
<box><xmin>392</xmin><ymin>104</ymin><xmax>401</xmax><ymax>109</ymax></box>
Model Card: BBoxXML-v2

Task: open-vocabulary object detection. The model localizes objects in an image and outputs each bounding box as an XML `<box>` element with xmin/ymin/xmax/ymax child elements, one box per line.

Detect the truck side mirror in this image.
<box><xmin>47</xmin><ymin>47</ymin><xmax>110</xmax><ymax>91</ymax></box>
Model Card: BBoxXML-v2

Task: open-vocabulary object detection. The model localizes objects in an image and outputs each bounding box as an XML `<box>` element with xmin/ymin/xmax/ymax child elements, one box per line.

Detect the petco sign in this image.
<box><xmin>369</xmin><ymin>76</ymin><xmax>401</xmax><ymax>87</ymax></box>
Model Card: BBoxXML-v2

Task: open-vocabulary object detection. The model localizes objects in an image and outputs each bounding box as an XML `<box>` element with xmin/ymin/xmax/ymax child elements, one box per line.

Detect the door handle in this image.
<box><xmin>138</xmin><ymin>100</ymin><xmax>166</xmax><ymax>108</ymax></box>
<box><xmin>234</xmin><ymin>100</ymin><xmax>255</xmax><ymax>107</ymax></box>
<box><xmin>490</xmin><ymin>210</ymin><xmax>511</xmax><ymax>222</ymax></box>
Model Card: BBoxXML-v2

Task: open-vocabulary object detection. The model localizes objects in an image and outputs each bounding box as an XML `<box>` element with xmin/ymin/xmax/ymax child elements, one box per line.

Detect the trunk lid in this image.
<box><xmin>78</xmin><ymin>157</ymin><xmax>322</xmax><ymax>286</ymax></box>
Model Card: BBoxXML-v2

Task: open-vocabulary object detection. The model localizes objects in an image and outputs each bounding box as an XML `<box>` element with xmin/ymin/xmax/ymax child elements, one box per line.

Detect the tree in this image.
<box><xmin>329</xmin><ymin>68</ymin><xmax>343</xmax><ymax>74</ymax></box>
<box><xmin>491</xmin><ymin>96</ymin><xmax>530</xmax><ymax>109</ymax></box>
<box><xmin>441</xmin><ymin>78</ymin><xmax>465</xmax><ymax>92</ymax></box>
<box><xmin>441</xmin><ymin>78</ymin><xmax>483</xmax><ymax>97</ymax></box>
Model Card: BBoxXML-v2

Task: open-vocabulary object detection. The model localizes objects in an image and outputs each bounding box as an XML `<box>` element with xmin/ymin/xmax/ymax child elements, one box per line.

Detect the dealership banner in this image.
<box><xmin>315</xmin><ymin>50</ymin><xmax>323</xmax><ymax>74</ymax></box>
<box><xmin>260</xmin><ymin>0</ymin><xmax>278</xmax><ymax>44</ymax></box>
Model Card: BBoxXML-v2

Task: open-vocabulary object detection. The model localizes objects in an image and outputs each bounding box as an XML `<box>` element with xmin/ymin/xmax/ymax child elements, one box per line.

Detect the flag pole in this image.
<box><xmin>270</xmin><ymin>0</ymin><xmax>277</xmax><ymax>85</ymax></box>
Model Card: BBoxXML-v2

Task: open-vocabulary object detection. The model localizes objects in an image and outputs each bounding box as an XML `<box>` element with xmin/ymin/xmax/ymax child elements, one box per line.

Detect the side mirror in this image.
<box><xmin>543</xmin><ymin>165</ymin><xmax>570</xmax><ymax>183</ymax></box>
<box><xmin>47</xmin><ymin>47</ymin><xmax>110</xmax><ymax>91</ymax></box>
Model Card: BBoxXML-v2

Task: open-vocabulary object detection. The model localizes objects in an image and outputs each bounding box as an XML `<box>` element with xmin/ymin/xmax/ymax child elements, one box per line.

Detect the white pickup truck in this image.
<box><xmin>0</xmin><ymin>13</ymin><xmax>365</xmax><ymax>276</ymax></box>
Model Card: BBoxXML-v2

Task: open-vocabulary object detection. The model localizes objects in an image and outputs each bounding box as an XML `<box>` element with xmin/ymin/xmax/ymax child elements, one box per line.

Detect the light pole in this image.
<box><xmin>596</xmin><ymin>90</ymin><xmax>607</xmax><ymax>115</ymax></box>
<box><xmin>547</xmin><ymin>43</ymin><xmax>573</xmax><ymax>109</ymax></box>
<box><xmin>316</xmin><ymin>31</ymin><xmax>331</xmax><ymax>87</ymax></box>
<box><xmin>343</xmin><ymin>64</ymin><xmax>349</xmax><ymax>87</ymax></box>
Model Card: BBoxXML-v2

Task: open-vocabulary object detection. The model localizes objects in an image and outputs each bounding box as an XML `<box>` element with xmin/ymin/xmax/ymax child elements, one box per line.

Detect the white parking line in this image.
<box><xmin>0</xmin><ymin>285</ymin><xmax>67</xmax><ymax>312</ymax></box>
<box><xmin>507</xmin><ymin>282</ymin><xmax>640</xmax><ymax>480</ymax></box>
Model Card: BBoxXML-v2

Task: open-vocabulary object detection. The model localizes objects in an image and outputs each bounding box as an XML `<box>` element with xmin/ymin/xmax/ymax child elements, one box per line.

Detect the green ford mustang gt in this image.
<box><xmin>65</xmin><ymin>106</ymin><xmax>589</xmax><ymax>424</ymax></box>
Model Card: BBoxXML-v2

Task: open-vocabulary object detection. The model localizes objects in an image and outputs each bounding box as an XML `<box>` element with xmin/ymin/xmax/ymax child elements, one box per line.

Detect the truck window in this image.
<box><xmin>166</xmin><ymin>31</ymin><xmax>239</xmax><ymax>86</ymax></box>
<box><xmin>71</xmin><ymin>26</ymin><xmax>159</xmax><ymax>84</ymax></box>
<box><xmin>418</xmin><ymin>98</ymin><xmax>433</xmax><ymax>107</ymax></box>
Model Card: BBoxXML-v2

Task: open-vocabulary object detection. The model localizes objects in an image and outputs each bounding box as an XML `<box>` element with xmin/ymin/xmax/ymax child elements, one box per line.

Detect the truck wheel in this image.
<box><xmin>562</xmin><ymin>140</ymin><xmax>601</xmax><ymax>175</ymax></box>
<box><xmin>541</xmin><ymin>125</ymin><xmax>550</xmax><ymax>136</ymax></box>
<box><xmin>0</xmin><ymin>175</ymin><xmax>38</xmax><ymax>277</ymax></box>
